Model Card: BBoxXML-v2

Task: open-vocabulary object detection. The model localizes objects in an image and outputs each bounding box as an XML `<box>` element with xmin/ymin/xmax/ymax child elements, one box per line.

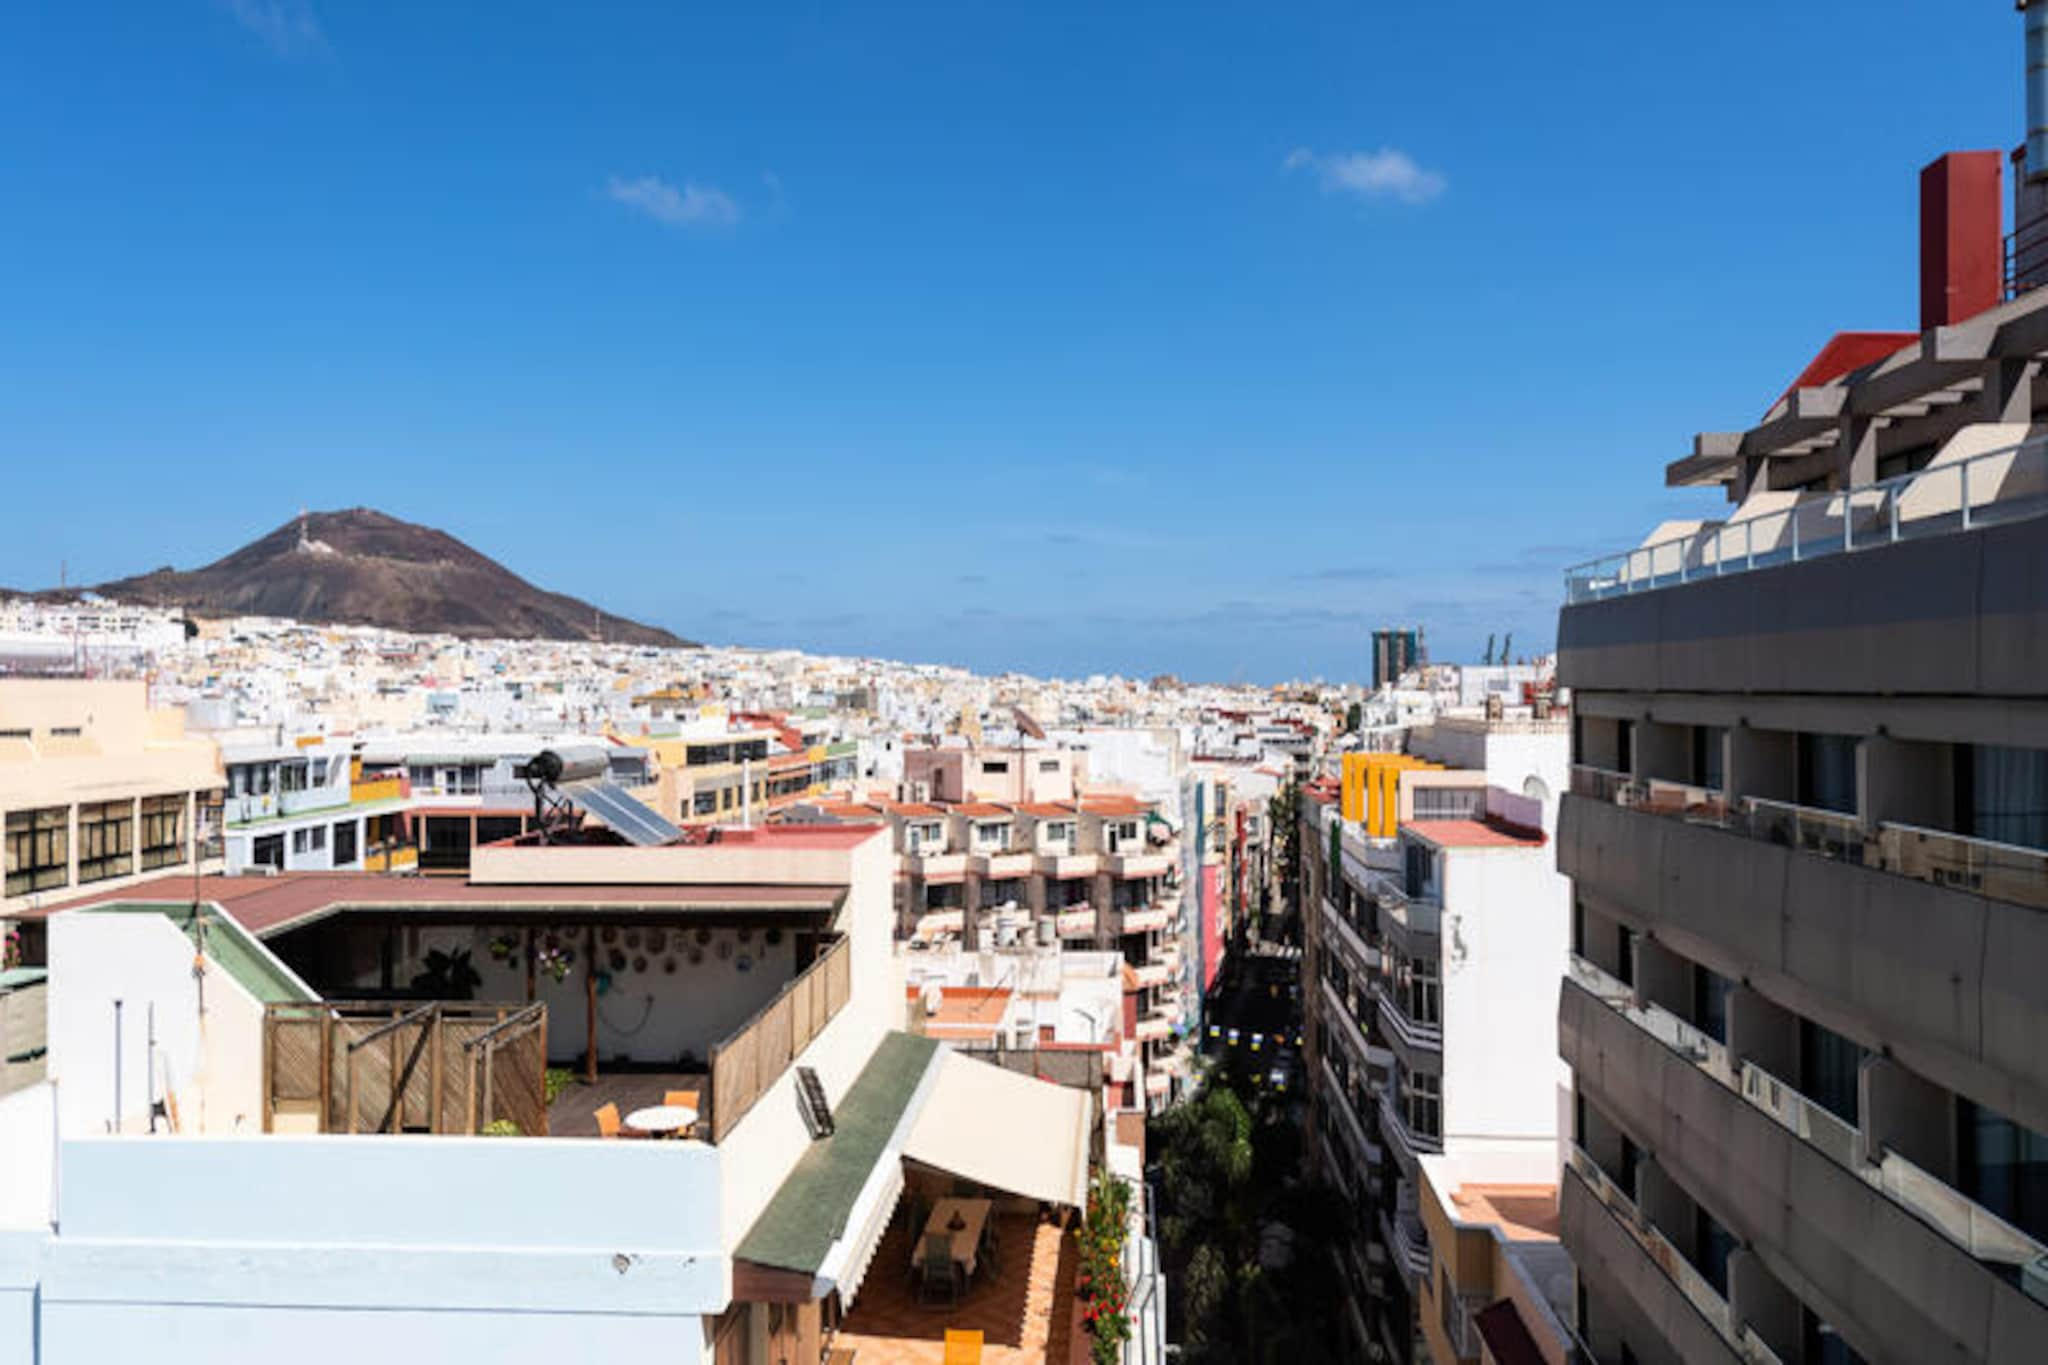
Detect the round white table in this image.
<box><xmin>624</xmin><ymin>1104</ymin><xmax>698</xmax><ymax>1138</ymax></box>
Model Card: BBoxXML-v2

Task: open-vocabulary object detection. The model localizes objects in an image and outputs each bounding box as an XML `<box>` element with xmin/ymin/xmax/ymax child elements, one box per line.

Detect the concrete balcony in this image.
<box><xmin>1377</xmin><ymin>1085</ymin><xmax>1440</xmax><ymax>1175</ymax></box>
<box><xmin>280</xmin><ymin>787</ymin><xmax>349</xmax><ymax>818</ymax></box>
<box><xmin>1319</xmin><ymin>1057</ymin><xmax>1383</xmax><ymax>1171</ymax></box>
<box><xmin>1319</xmin><ymin>896</ymin><xmax>1381</xmax><ymax>976</ymax></box>
<box><xmin>1133</xmin><ymin>1012</ymin><xmax>1172</xmax><ymax>1043</ymax></box>
<box><xmin>1560</xmin><ymin>776</ymin><xmax>2048</xmax><ymax>1138</ymax></box>
<box><xmin>974</xmin><ymin>850</ymin><xmax>1035</xmax><ymax>879</ymax></box>
<box><xmin>1110</xmin><ymin>851</ymin><xmax>1172</xmax><ymax>879</ymax></box>
<box><xmin>1119</xmin><ymin>905</ymin><xmax>1172</xmax><ymax>935</ymax></box>
<box><xmin>1557</xmin><ymin>480</ymin><xmax>2048</xmax><ymax>700</ymax></box>
<box><xmin>1382</xmin><ymin>1205</ymin><xmax>1431</xmax><ymax>1286</ymax></box>
<box><xmin>1053</xmin><ymin>906</ymin><xmax>1096</xmax><ymax>938</ymax></box>
<box><xmin>1562</xmin><ymin>955</ymin><xmax>2048</xmax><ymax>1362</ymax></box>
<box><xmin>1373</xmin><ymin>980</ymin><xmax>1442</xmax><ymax>1055</ymax></box>
<box><xmin>1131</xmin><ymin>962</ymin><xmax>1171</xmax><ymax>990</ymax></box>
<box><xmin>902</xmin><ymin>851</ymin><xmax>969</xmax><ymax>881</ymax></box>
<box><xmin>1145</xmin><ymin>1069</ymin><xmax>1171</xmax><ymax>1097</ymax></box>
<box><xmin>1373</xmin><ymin>876</ymin><xmax>1441</xmax><ymax>942</ymax></box>
<box><xmin>1035</xmin><ymin>851</ymin><xmax>1100</xmax><ymax>878</ymax></box>
<box><xmin>1561</xmin><ymin>1151</ymin><xmax>1765</xmax><ymax>1365</ymax></box>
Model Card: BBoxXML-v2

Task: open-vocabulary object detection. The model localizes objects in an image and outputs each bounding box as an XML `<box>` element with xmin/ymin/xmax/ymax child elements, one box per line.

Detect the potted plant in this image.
<box><xmin>1076</xmin><ymin>1171</ymin><xmax>1133</xmax><ymax>1365</ymax></box>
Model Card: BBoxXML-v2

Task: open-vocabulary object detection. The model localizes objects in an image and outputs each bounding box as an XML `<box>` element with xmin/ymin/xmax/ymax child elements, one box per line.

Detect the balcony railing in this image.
<box><xmin>1566</xmin><ymin>1145</ymin><xmax>1785</xmax><ymax>1365</ymax></box>
<box><xmin>1054</xmin><ymin>905</ymin><xmax>1096</xmax><ymax>937</ymax></box>
<box><xmin>1571</xmin><ymin>765</ymin><xmax>2048</xmax><ymax>912</ymax></box>
<box><xmin>707</xmin><ymin>935</ymin><xmax>852</xmax><ymax>1143</ymax></box>
<box><xmin>1371</xmin><ymin>872</ymin><xmax>1442</xmax><ymax>937</ymax></box>
<box><xmin>1373</xmin><ymin>980</ymin><xmax>1442</xmax><ymax>1052</ymax></box>
<box><xmin>1383</xmin><ymin>1205</ymin><xmax>1432</xmax><ymax>1282</ymax></box>
<box><xmin>1378</xmin><ymin>1083</ymin><xmax>1442</xmax><ymax>1170</ymax></box>
<box><xmin>1569</xmin><ymin>954</ymin><xmax>2048</xmax><ymax>1303</ymax></box>
<box><xmin>1320</xmin><ymin>1056</ymin><xmax>1383</xmax><ymax>1170</ymax></box>
<box><xmin>1564</xmin><ymin>436</ymin><xmax>2048</xmax><ymax>604</ymax></box>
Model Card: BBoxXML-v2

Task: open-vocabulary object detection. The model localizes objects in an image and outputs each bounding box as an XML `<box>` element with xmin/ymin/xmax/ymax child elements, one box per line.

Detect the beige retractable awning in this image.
<box><xmin>902</xmin><ymin>1050</ymin><xmax>1092</xmax><ymax>1207</ymax></box>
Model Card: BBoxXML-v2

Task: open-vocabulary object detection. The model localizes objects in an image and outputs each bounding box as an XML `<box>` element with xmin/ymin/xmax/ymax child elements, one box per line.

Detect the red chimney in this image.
<box><xmin>1920</xmin><ymin>151</ymin><xmax>2004</xmax><ymax>330</ymax></box>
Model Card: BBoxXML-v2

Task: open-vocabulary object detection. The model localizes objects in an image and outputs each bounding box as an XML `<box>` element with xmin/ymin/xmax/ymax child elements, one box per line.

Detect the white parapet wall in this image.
<box><xmin>39</xmin><ymin>1133</ymin><xmax>728</xmax><ymax>1364</ymax></box>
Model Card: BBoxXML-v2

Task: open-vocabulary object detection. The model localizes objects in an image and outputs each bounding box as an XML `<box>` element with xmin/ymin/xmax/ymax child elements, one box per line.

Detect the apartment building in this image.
<box><xmin>1302</xmin><ymin>707</ymin><xmax>1572</xmax><ymax>1363</ymax></box>
<box><xmin>1553</xmin><ymin>138</ymin><xmax>2048</xmax><ymax>1361</ymax></box>
<box><xmin>0</xmin><ymin>794</ymin><xmax>1152</xmax><ymax>1364</ymax></box>
<box><xmin>1</xmin><ymin>681</ymin><xmax>224</xmax><ymax>930</ymax></box>
<box><xmin>218</xmin><ymin>735</ymin><xmax>415</xmax><ymax>875</ymax></box>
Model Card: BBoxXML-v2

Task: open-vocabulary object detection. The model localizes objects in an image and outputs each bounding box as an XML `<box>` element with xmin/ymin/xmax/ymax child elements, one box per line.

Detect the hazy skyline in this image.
<box><xmin>0</xmin><ymin>2</ymin><xmax>2020</xmax><ymax>680</ymax></box>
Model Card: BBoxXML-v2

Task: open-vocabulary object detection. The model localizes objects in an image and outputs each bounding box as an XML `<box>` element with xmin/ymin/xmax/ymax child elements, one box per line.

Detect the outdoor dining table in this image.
<box><xmin>624</xmin><ymin>1103</ymin><xmax>698</xmax><ymax>1138</ymax></box>
<box><xmin>923</xmin><ymin>1197</ymin><xmax>993</xmax><ymax>1278</ymax></box>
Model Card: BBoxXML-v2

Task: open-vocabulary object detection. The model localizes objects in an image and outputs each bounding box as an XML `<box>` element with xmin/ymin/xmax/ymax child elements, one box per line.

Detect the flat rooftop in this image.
<box><xmin>1449</xmin><ymin>1182</ymin><xmax>1560</xmax><ymax>1241</ymax></box>
<box><xmin>1406</xmin><ymin>818</ymin><xmax>1547</xmax><ymax>850</ymax></box>
<box><xmin>27</xmin><ymin>872</ymin><xmax>843</xmax><ymax>937</ymax></box>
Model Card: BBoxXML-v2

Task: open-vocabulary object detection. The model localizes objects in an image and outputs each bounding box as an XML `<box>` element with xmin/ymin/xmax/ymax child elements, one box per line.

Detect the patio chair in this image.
<box><xmin>918</xmin><ymin>1231</ymin><xmax>959</xmax><ymax>1307</ymax></box>
<box><xmin>942</xmin><ymin>1329</ymin><xmax>984</xmax><ymax>1365</ymax></box>
<box><xmin>663</xmin><ymin>1089</ymin><xmax>700</xmax><ymax>1110</ymax></box>
<box><xmin>978</xmin><ymin>1217</ymin><xmax>1002</xmax><ymax>1277</ymax></box>
<box><xmin>594</xmin><ymin>1102</ymin><xmax>622</xmax><ymax>1139</ymax></box>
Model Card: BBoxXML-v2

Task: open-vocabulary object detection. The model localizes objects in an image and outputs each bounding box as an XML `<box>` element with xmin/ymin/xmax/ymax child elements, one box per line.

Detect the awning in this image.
<box><xmin>734</xmin><ymin>1032</ymin><xmax>944</xmax><ymax>1304</ymax></box>
<box><xmin>903</xmin><ymin>1051</ymin><xmax>1091</xmax><ymax>1208</ymax></box>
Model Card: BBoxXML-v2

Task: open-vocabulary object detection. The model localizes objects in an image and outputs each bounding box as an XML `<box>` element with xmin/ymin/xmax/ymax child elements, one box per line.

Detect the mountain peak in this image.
<box><xmin>80</xmin><ymin>508</ymin><xmax>692</xmax><ymax>647</ymax></box>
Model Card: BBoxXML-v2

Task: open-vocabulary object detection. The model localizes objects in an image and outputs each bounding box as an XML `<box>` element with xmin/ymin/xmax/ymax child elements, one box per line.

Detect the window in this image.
<box><xmin>140</xmin><ymin>794</ymin><xmax>187</xmax><ymax>870</ymax></box>
<box><xmin>1800</xmin><ymin>1017</ymin><xmax>1866</xmax><ymax>1127</ymax></box>
<box><xmin>4</xmin><ymin>806</ymin><xmax>70</xmax><ymax>896</ymax></box>
<box><xmin>1042</xmin><ymin>821</ymin><xmax>1073</xmax><ymax>845</ymax></box>
<box><xmin>281</xmin><ymin>761</ymin><xmax>308</xmax><ymax>794</ymax></box>
<box><xmin>76</xmin><ymin>800</ymin><xmax>134</xmax><ymax>884</ymax></box>
<box><xmin>1400</xmin><ymin>953</ymin><xmax>1440</xmax><ymax>1026</ymax></box>
<box><xmin>1958</xmin><ymin>744</ymin><xmax>2048</xmax><ymax>852</ymax></box>
<box><xmin>1403</xmin><ymin>840</ymin><xmax>1434</xmax><ymax>897</ymax></box>
<box><xmin>331</xmin><ymin>821</ymin><xmax>357</xmax><ymax>865</ymax></box>
<box><xmin>1796</xmin><ymin>733</ymin><xmax>1859</xmax><ymax>816</ymax></box>
<box><xmin>1691</xmin><ymin>725</ymin><xmax>1726</xmax><ymax>791</ymax></box>
<box><xmin>1038</xmin><ymin>759</ymin><xmax>1059</xmax><ymax>773</ymax></box>
<box><xmin>409</xmin><ymin>764</ymin><xmax>435</xmax><ymax>791</ymax></box>
<box><xmin>291</xmin><ymin>826</ymin><xmax>326</xmax><ymax>855</ymax></box>
<box><xmin>1694</xmin><ymin>963</ymin><xmax>1732</xmax><ymax>1045</ymax></box>
<box><xmin>1695</xmin><ymin>1207</ymin><xmax>1736</xmax><ymax>1298</ymax></box>
<box><xmin>251</xmin><ymin>833</ymin><xmax>284</xmax><ymax>870</ymax></box>
<box><xmin>1413</xmin><ymin>786</ymin><xmax>1482</xmax><ymax>821</ymax></box>
<box><xmin>982</xmin><ymin>760</ymin><xmax>1010</xmax><ymax>774</ymax></box>
<box><xmin>1402</xmin><ymin>1069</ymin><xmax>1441</xmax><ymax>1139</ymax></box>
<box><xmin>694</xmin><ymin>791</ymin><xmax>718</xmax><ymax>815</ymax></box>
<box><xmin>1959</xmin><ymin>1099</ymin><xmax>2048</xmax><ymax>1244</ymax></box>
<box><xmin>198</xmin><ymin>791</ymin><xmax>224</xmax><ymax>858</ymax></box>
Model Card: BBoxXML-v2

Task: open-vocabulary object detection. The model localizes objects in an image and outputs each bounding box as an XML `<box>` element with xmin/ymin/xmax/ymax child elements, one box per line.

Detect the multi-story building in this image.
<box><xmin>797</xmin><ymin>784</ymin><xmax>1195</xmax><ymax>1111</ymax></box>
<box><xmin>1302</xmin><ymin>705</ymin><xmax>1572</xmax><ymax>1363</ymax></box>
<box><xmin>1554</xmin><ymin>127</ymin><xmax>2048</xmax><ymax>1362</ymax></box>
<box><xmin>1</xmin><ymin>681</ymin><xmax>224</xmax><ymax>932</ymax></box>
<box><xmin>218</xmin><ymin>735</ymin><xmax>415</xmax><ymax>875</ymax></box>
<box><xmin>0</xmin><ymin>794</ymin><xmax>1155</xmax><ymax>1364</ymax></box>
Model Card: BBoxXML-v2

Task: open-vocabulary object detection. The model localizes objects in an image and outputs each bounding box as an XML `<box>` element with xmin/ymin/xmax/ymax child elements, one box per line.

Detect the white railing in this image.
<box><xmin>1373</xmin><ymin>874</ymin><xmax>1442</xmax><ymax>937</ymax></box>
<box><xmin>1565</xmin><ymin>436</ymin><xmax>2048</xmax><ymax>604</ymax></box>
<box><xmin>1571</xmin><ymin>765</ymin><xmax>2048</xmax><ymax>912</ymax></box>
<box><xmin>1571</xmin><ymin>954</ymin><xmax>2048</xmax><ymax>1302</ymax></box>
<box><xmin>1566</xmin><ymin>1145</ymin><xmax>1785</xmax><ymax>1365</ymax></box>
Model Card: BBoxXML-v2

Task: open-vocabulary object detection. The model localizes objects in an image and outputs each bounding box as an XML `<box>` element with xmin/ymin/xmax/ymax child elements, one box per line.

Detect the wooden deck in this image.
<box><xmin>546</xmin><ymin>1069</ymin><xmax>709</xmax><ymax>1137</ymax></box>
<box><xmin>831</xmin><ymin>1208</ymin><xmax>1082</xmax><ymax>1365</ymax></box>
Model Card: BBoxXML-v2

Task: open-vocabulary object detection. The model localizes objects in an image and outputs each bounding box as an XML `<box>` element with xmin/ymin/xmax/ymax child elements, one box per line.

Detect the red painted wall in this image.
<box><xmin>1921</xmin><ymin>150</ymin><xmax>2004</xmax><ymax>331</ymax></box>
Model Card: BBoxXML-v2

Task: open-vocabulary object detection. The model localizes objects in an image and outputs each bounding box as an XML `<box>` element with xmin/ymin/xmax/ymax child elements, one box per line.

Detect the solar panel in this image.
<box><xmin>563</xmin><ymin>780</ymin><xmax>683</xmax><ymax>847</ymax></box>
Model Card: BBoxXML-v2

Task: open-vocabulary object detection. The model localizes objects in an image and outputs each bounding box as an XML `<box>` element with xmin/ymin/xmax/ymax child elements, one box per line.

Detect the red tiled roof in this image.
<box><xmin>1078</xmin><ymin>795</ymin><xmax>1148</xmax><ymax>817</ymax></box>
<box><xmin>1405</xmin><ymin>818</ymin><xmax>1546</xmax><ymax>850</ymax></box>
<box><xmin>955</xmin><ymin>802</ymin><xmax>1011</xmax><ymax>818</ymax></box>
<box><xmin>1015</xmin><ymin>802</ymin><xmax>1075</xmax><ymax>818</ymax></box>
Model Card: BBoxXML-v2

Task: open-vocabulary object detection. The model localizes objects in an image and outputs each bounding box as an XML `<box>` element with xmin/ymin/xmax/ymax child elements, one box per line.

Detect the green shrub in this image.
<box><xmin>481</xmin><ymin>1119</ymin><xmax>522</xmax><ymax>1137</ymax></box>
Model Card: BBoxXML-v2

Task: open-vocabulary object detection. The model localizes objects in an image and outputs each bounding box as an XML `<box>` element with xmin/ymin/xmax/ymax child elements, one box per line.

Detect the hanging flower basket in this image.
<box><xmin>535</xmin><ymin>940</ymin><xmax>575</xmax><ymax>983</ymax></box>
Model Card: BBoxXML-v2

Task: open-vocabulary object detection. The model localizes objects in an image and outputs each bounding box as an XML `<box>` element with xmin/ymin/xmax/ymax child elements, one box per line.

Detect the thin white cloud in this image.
<box><xmin>223</xmin><ymin>0</ymin><xmax>323</xmax><ymax>56</ymax></box>
<box><xmin>605</xmin><ymin>175</ymin><xmax>741</xmax><ymax>230</ymax></box>
<box><xmin>1285</xmin><ymin>146</ymin><xmax>1446</xmax><ymax>206</ymax></box>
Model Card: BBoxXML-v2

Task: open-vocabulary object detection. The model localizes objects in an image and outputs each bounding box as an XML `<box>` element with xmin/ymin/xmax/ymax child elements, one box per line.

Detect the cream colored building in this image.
<box><xmin>1</xmin><ymin>680</ymin><xmax>225</xmax><ymax>928</ymax></box>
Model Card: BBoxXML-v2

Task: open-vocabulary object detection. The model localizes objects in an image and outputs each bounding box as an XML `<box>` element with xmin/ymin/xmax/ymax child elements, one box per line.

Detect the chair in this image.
<box><xmin>594</xmin><ymin>1102</ymin><xmax>621</xmax><ymax>1139</ymax></box>
<box><xmin>918</xmin><ymin>1231</ymin><xmax>959</xmax><ymax>1306</ymax></box>
<box><xmin>978</xmin><ymin>1216</ymin><xmax>1002</xmax><ymax>1277</ymax></box>
<box><xmin>663</xmin><ymin>1089</ymin><xmax>700</xmax><ymax>1110</ymax></box>
<box><xmin>942</xmin><ymin>1329</ymin><xmax>984</xmax><ymax>1365</ymax></box>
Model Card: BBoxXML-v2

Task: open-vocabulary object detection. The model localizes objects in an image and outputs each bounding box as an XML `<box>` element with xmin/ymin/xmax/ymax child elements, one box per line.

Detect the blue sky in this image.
<box><xmin>0</xmin><ymin>2</ymin><xmax>2019</xmax><ymax>681</ymax></box>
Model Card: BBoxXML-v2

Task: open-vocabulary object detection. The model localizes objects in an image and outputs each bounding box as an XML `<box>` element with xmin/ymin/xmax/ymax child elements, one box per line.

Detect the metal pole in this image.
<box><xmin>147</xmin><ymin>1003</ymin><xmax>158</xmax><ymax>1133</ymax></box>
<box><xmin>112</xmin><ymin>999</ymin><xmax>123</xmax><ymax>1133</ymax></box>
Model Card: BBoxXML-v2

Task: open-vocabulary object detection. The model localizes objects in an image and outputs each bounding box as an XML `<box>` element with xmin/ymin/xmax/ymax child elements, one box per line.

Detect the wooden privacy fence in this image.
<box><xmin>707</xmin><ymin>935</ymin><xmax>851</xmax><ymax>1144</ymax></box>
<box><xmin>263</xmin><ymin>1000</ymin><xmax>549</xmax><ymax>1136</ymax></box>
